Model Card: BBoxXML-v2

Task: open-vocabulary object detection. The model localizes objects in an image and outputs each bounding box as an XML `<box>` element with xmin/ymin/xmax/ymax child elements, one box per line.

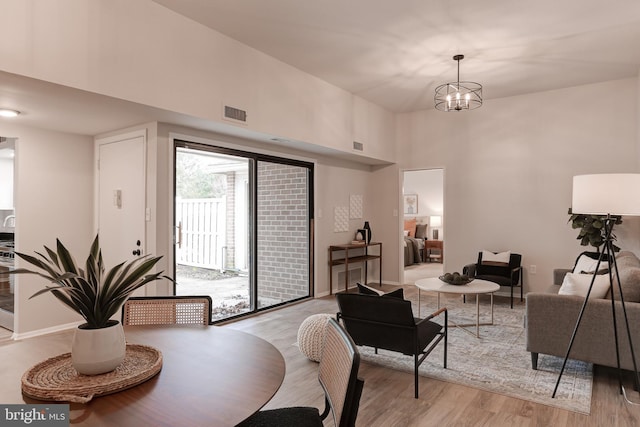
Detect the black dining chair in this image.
<box><xmin>236</xmin><ymin>318</ymin><xmax>364</xmax><ymax>427</ymax></box>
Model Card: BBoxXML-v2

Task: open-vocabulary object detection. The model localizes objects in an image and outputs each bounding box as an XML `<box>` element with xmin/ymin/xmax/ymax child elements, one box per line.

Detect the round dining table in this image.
<box><xmin>0</xmin><ymin>324</ymin><xmax>286</xmax><ymax>426</ymax></box>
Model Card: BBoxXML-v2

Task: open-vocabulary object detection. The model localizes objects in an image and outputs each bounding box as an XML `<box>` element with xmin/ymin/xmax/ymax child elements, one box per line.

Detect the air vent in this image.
<box><xmin>353</xmin><ymin>141</ymin><xmax>364</xmax><ymax>151</ymax></box>
<box><xmin>223</xmin><ymin>105</ymin><xmax>248</xmax><ymax>124</ymax></box>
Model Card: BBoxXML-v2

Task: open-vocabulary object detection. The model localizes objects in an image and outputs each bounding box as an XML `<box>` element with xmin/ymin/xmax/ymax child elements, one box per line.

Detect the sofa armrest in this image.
<box><xmin>526</xmin><ymin>292</ymin><xmax>640</xmax><ymax>371</ymax></box>
<box><xmin>553</xmin><ymin>268</ymin><xmax>571</xmax><ymax>286</ymax></box>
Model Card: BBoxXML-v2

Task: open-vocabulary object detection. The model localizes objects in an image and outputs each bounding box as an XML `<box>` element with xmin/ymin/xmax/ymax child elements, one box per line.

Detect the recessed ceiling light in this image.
<box><xmin>0</xmin><ymin>109</ymin><xmax>20</xmax><ymax>118</ymax></box>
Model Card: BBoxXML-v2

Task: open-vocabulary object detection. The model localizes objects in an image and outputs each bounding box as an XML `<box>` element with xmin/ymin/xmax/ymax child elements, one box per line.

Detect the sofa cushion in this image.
<box><xmin>616</xmin><ymin>251</ymin><xmax>640</xmax><ymax>269</ymax></box>
<box><xmin>558</xmin><ymin>272</ymin><xmax>610</xmax><ymax>298</ymax></box>
<box><xmin>608</xmin><ymin>267</ymin><xmax>640</xmax><ymax>303</ymax></box>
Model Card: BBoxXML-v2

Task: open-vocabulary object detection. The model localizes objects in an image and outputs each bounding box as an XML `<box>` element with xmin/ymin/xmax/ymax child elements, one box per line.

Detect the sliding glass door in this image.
<box><xmin>174</xmin><ymin>141</ymin><xmax>313</xmax><ymax>322</ymax></box>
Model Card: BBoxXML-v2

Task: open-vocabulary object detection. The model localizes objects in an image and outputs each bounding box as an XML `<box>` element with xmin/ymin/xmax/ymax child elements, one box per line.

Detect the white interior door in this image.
<box><xmin>97</xmin><ymin>134</ymin><xmax>146</xmax><ymax>269</ymax></box>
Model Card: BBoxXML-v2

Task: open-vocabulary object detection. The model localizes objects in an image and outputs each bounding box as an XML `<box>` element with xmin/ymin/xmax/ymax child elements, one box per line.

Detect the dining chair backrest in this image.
<box><xmin>236</xmin><ymin>317</ymin><xmax>363</xmax><ymax>427</ymax></box>
<box><xmin>122</xmin><ymin>296</ymin><xmax>212</xmax><ymax>326</ymax></box>
<box><xmin>318</xmin><ymin>318</ymin><xmax>363</xmax><ymax>427</ymax></box>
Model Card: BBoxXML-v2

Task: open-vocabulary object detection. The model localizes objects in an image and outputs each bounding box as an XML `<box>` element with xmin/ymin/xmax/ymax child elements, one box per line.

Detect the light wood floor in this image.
<box><xmin>226</xmin><ymin>285</ymin><xmax>640</xmax><ymax>427</ymax></box>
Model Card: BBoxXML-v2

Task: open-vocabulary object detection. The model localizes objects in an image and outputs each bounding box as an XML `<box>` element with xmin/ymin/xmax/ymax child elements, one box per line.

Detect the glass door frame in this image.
<box><xmin>173</xmin><ymin>139</ymin><xmax>314</xmax><ymax>322</ymax></box>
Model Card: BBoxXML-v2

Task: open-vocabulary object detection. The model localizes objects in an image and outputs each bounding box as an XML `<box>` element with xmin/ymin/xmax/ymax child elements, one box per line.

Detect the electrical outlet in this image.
<box><xmin>530</xmin><ymin>265</ymin><xmax>536</xmax><ymax>274</ymax></box>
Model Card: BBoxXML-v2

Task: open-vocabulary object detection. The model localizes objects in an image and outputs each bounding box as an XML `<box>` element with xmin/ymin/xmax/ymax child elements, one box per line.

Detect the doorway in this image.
<box><xmin>402</xmin><ymin>168</ymin><xmax>444</xmax><ymax>284</ymax></box>
<box><xmin>174</xmin><ymin>141</ymin><xmax>314</xmax><ymax>322</ymax></box>
<box><xmin>0</xmin><ymin>138</ymin><xmax>16</xmax><ymax>332</ymax></box>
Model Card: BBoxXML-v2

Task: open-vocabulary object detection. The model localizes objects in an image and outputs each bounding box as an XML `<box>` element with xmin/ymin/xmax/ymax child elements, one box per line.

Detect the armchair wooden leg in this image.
<box><xmin>510</xmin><ymin>286</ymin><xmax>514</xmax><ymax>309</ymax></box>
<box><xmin>531</xmin><ymin>352</ymin><xmax>538</xmax><ymax>370</ymax></box>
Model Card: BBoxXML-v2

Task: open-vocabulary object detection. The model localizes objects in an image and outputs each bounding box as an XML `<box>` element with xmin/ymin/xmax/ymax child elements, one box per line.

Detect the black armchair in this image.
<box><xmin>464</xmin><ymin>251</ymin><xmax>523</xmax><ymax>309</ymax></box>
<box><xmin>336</xmin><ymin>292</ymin><xmax>447</xmax><ymax>398</ymax></box>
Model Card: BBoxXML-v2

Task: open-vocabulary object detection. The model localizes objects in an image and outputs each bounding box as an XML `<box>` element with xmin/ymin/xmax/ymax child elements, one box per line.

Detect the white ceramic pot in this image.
<box><xmin>71</xmin><ymin>320</ymin><xmax>126</xmax><ymax>375</ymax></box>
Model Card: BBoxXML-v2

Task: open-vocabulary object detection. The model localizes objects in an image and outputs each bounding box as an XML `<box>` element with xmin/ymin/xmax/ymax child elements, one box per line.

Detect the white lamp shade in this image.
<box><xmin>572</xmin><ymin>174</ymin><xmax>640</xmax><ymax>216</ymax></box>
<box><xmin>429</xmin><ymin>215</ymin><xmax>442</xmax><ymax>227</ymax></box>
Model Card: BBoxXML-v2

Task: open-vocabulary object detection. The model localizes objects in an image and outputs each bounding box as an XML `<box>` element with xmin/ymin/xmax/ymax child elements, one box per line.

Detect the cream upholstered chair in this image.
<box><xmin>121</xmin><ymin>296</ymin><xmax>212</xmax><ymax>325</ymax></box>
<box><xmin>237</xmin><ymin>318</ymin><xmax>364</xmax><ymax>427</ymax></box>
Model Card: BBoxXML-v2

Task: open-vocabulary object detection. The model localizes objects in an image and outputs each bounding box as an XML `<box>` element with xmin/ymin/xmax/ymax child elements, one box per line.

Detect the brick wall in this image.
<box><xmin>257</xmin><ymin>162</ymin><xmax>309</xmax><ymax>306</ymax></box>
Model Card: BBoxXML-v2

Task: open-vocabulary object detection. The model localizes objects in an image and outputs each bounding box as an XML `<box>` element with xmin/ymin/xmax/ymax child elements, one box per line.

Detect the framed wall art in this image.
<box><xmin>403</xmin><ymin>194</ymin><xmax>418</xmax><ymax>215</ymax></box>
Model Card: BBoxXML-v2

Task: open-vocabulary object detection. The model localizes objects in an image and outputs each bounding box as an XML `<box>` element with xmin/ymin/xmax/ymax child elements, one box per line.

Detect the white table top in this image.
<box><xmin>415</xmin><ymin>277</ymin><xmax>500</xmax><ymax>294</ymax></box>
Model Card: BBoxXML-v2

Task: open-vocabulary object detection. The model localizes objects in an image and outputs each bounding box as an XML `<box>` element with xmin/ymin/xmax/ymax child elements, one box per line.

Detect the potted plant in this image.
<box><xmin>11</xmin><ymin>234</ymin><xmax>171</xmax><ymax>375</ymax></box>
<box><xmin>568</xmin><ymin>208</ymin><xmax>622</xmax><ymax>252</ymax></box>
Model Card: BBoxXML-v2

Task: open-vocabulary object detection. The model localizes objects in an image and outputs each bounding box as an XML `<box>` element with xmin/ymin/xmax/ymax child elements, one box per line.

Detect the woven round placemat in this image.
<box><xmin>21</xmin><ymin>344</ymin><xmax>163</xmax><ymax>403</ymax></box>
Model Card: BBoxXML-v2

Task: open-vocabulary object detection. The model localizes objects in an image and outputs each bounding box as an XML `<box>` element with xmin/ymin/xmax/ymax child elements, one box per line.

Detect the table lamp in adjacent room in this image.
<box><xmin>430</xmin><ymin>215</ymin><xmax>442</xmax><ymax>240</ymax></box>
<box><xmin>554</xmin><ymin>173</ymin><xmax>640</xmax><ymax>401</ymax></box>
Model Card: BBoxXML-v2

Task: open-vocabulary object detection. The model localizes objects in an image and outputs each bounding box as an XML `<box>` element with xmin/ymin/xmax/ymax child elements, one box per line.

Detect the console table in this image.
<box><xmin>329</xmin><ymin>242</ymin><xmax>382</xmax><ymax>294</ymax></box>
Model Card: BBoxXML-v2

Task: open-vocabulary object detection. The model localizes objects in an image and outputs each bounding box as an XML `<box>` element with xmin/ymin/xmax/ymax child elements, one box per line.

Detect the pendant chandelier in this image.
<box><xmin>434</xmin><ymin>54</ymin><xmax>482</xmax><ymax>112</ymax></box>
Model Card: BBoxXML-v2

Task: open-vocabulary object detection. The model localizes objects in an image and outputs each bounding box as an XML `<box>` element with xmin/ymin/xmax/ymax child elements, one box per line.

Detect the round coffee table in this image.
<box><xmin>415</xmin><ymin>277</ymin><xmax>500</xmax><ymax>338</ymax></box>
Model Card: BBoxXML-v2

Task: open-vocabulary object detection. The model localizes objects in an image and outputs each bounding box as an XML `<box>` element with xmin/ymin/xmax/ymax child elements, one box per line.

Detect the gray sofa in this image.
<box><xmin>525</xmin><ymin>251</ymin><xmax>640</xmax><ymax>372</ymax></box>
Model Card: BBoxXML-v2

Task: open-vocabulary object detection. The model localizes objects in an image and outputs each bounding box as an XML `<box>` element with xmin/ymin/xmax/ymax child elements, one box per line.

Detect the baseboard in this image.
<box><xmin>12</xmin><ymin>320</ymin><xmax>82</xmax><ymax>341</ymax></box>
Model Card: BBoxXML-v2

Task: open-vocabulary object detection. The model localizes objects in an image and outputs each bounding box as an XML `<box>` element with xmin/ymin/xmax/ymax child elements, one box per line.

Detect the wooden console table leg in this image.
<box><xmin>344</xmin><ymin>248</ymin><xmax>349</xmax><ymax>293</ymax></box>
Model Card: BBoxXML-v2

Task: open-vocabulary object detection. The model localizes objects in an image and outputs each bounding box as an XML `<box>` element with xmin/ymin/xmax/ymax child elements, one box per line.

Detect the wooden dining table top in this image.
<box><xmin>0</xmin><ymin>324</ymin><xmax>286</xmax><ymax>427</ymax></box>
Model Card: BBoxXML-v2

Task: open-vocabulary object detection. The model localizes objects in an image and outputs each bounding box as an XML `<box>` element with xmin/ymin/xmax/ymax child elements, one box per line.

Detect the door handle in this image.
<box><xmin>177</xmin><ymin>221</ymin><xmax>183</xmax><ymax>249</ymax></box>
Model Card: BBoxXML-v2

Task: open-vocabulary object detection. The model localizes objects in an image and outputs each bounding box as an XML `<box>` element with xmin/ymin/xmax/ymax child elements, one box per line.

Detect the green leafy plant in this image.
<box><xmin>11</xmin><ymin>235</ymin><xmax>171</xmax><ymax>329</ymax></box>
<box><xmin>568</xmin><ymin>208</ymin><xmax>622</xmax><ymax>252</ymax></box>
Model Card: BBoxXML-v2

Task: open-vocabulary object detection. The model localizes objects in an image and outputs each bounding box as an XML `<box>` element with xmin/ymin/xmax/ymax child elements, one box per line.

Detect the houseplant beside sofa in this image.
<box><xmin>526</xmin><ymin>251</ymin><xmax>640</xmax><ymax>372</ymax></box>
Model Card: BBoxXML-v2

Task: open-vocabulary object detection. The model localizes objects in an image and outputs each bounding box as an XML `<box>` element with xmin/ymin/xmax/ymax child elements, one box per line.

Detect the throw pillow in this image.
<box><xmin>357</xmin><ymin>283</ymin><xmax>404</xmax><ymax>299</ymax></box>
<box><xmin>481</xmin><ymin>250</ymin><xmax>511</xmax><ymax>267</ymax></box>
<box><xmin>573</xmin><ymin>253</ymin><xmax>609</xmax><ymax>274</ymax></box>
<box><xmin>404</xmin><ymin>218</ymin><xmax>417</xmax><ymax>237</ymax></box>
<box><xmin>415</xmin><ymin>224</ymin><xmax>428</xmax><ymax>239</ymax></box>
<box><xmin>558</xmin><ymin>272</ymin><xmax>610</xmax><ymax>298</ymax></box>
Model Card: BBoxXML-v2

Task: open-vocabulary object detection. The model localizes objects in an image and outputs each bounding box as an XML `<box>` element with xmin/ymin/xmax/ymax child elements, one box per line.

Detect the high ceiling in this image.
<box><xmin>2</xmin><ymin>1</ymin><xmax>640</xmax><ymax>140</ymax></box>
<box><xmin>153</xmin><ymin>0</ymin><xmax>640</xmax><ymax>112</ymax></box>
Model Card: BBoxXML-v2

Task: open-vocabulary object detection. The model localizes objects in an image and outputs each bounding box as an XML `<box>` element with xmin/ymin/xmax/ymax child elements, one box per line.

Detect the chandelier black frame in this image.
<box><xmin>434</xmin><ymin>54</ymin><xmax>483</xmax><ymax>112</ymax></box>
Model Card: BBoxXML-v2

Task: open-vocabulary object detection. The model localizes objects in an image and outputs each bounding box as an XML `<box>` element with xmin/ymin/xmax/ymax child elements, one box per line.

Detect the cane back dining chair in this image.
<box><xmin>122</xmin><ymin>296</ymin><xmax>212</xmax><ymax>326</ymax></box>
<box><xmin>237</xmin><ymin>318</ymin><xmax>364</xmax><ymax>427</ymax></box>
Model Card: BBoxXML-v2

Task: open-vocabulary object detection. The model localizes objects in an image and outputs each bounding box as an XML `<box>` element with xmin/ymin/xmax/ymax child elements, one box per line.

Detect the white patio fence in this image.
<box><xmin>176</xmin><ymin>198</ymin><xmax>226</xmax><ymax>270</ymax></box>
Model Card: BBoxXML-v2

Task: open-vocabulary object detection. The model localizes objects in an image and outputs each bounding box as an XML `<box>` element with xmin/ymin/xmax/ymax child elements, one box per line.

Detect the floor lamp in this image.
<box><xmin>553</xmin><ymin>174</ymin><xmax>640</xmax><ymax>399</ymax></box>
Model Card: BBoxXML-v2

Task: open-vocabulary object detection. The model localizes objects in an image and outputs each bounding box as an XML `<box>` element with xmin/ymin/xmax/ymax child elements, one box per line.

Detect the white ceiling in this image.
<box><xmin>2</xmin><ymin>1</ymin><xmax>640</xmax><ymax>140</ymax></box>
<box><xmin>153</xmin><ymin>0</ymin><xmax>640</xmax><ymax>112</ymax></box>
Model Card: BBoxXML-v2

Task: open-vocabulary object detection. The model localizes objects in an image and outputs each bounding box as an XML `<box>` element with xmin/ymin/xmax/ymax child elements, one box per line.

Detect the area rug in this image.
<box><xmin>358</xmin><ymin>294</ymin><xmax>593</xmax><ymax>414</ymax></box>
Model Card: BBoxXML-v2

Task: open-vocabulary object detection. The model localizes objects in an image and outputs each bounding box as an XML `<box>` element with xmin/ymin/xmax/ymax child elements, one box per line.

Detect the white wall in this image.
<box><xmin>396</xmin><ymin>78</ymin><xmax>640</xmax><ymax>293</ymax></box>
<box><xmin>10</xmin><ymin>124</ymin><xmax>93</xmax><ymax>336</ymax></box>
<box><xmin>0</xmin><ymin>0</ymin><xmax>395</xmax><ymax>164</ymax></box>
